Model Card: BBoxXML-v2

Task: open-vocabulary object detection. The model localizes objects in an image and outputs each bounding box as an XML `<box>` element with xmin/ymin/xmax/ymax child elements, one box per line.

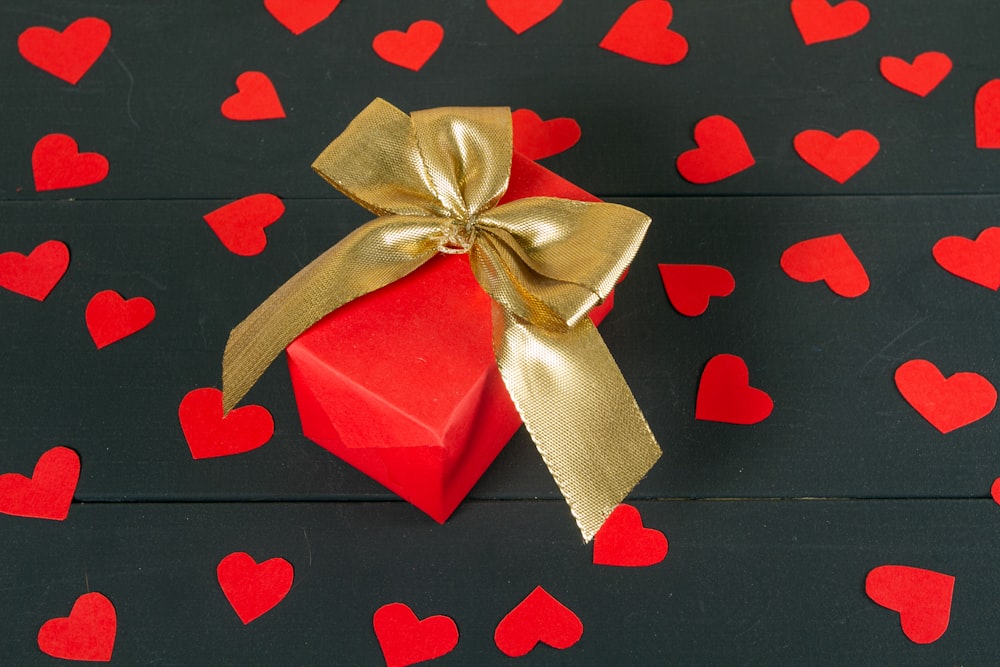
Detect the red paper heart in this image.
<box><xmin>221</xmin><ymin>71</ymin><xmax>285</xmax><ymax>121</ymax></box>
<box><xmin>264</xmin><ymin>0</ymin><xmax>341</xmax><ymax>35</ymax></box>
<box><xmin>866</xmin><ymin>565</ymin><xmax>954</xmax><ymax>644</ymax></box>
<box><xmin>373</xmin><ymin>603</ymin><xmax>459</xmax><ymax>667</ymax></box>
<box><xmin>179</xmin><ymin>388</ymin><xmax>274</xmax><ymax>459</ymax></box>
<box><xmin>676</xmin><ymin>115</ymin><xmax>755</xmax><ymax>184</ymax></box>
<box><xmin>593</xmin><ymin>504</ymin><xmax>668</xmax><ymax>567</ymax></box>
<box><xmin>37</xmin><ymin>592</ymin><xmax>116</xmax><ymax>662</ymax></box>
<box><xmin>372</xmin><ymin>20</ymin><xmax>444</xmax><ymax>71</ymax></box>
<box><xmin>18</xmin><ymin>17</ymin><xmax>110</xmax><ymax>85</ymax></box>
<box><xmin>658</xmin><ymin>264</ymin><xmax>735</xmax><ymax>316</ymax></box>
<box><xmin>0</xmin><ymin>240</ymin><xmax>69</xmax><ymax>301</ymax></box>
<box><xmin>780</xmin><ymin>233</ymin><xmax>869</xmax><ymax>297</ymax></box>
<box><xmin>991</xmin><ymin>477</ymin><xmax>1000</xmax><ymax>505</ymax></box>
<box><xmin>975</xmin><ymin>80</ymin><xmax>1000</xmax><ymax>149</ymax></box>
<box><xmin>217</xmin><ymin>552</ymin><xmax>294</xmax><ymax>624</ymax></box>
<box><xmin>793</xmin><ymin>129</ymin><xmax>879</xmax><ymax>183</ymax></box>
<box><xmin>32</xmin><ymin>133</ymin><xmax>109</xmax><ymax>192</ymax></box>
<box><xmin>599</xmin><ymin>0</ymin><xmax>688</xmax><ymax>66</ymax></box>
<box><xmin>488</xmin><ymin>0</ymin><xmax>562</xmax><ymax>34</ymax></box>
<box><xmin>895</xmin><ymin>359</ymin><xmax>996</xmax><ymax>434</ymax></box>
<box><xmin>511</xmin><ymin>109</ymin><xmax>581</xmax><ymax>160</ymax></box>
<box><xmin>790</xmin><ymin>0</ymin><xmax>869</xmax><ymax>45</ymax></box>
<box><xmin>494</xmin><ymin>586</ymin><xmax>583</xmax><ymax>657</ymax></box>
<box><xmin>932</xmin><ymin>227</ymin><xmax>1000</xmax><ymax>290</ymax></box>
<box><xmin>203</xmin><ymin>194</ymin><xmax>285</xmax><ymax>256</ymax></box>
<box><xmin>880</xmin><ymin>52</ymin><xmax>952</xmax><ymax>97</ymax></box>
<box><xmin>85</xmin><ymin>290</ymin><xmax>155</xmax><ymax>349</ymax></box>
<box><xmin>0</xmin><ymin>446</ymin><xmax>79</xmax><ymax>521</ymax></box>
<box><xmin>696</xmin><ymin>354</ymin><xmax>773</xmax><ymax>425</ymax></box>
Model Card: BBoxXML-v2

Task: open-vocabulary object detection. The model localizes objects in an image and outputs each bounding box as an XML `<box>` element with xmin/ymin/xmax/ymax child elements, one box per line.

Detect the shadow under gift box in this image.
<box><xmin>286</xmin><ymin>152</ymin><xmax>625</xmax><ymax>522</ymax></box>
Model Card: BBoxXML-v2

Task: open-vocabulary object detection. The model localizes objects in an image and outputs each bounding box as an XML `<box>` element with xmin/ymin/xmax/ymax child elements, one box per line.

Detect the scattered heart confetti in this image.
<box><xmin>932</xmin><ymin>226</ymin><xmax>1000</xmax><ymax>290</ymax></box>
<box><xmin>221</xmin><ymin>71</ymin><xmax>286</xmax><ymax>121</ymax></box>
<box><xmin>217</xmin><ymin>552</ymin><xmax>294</xmax><ymax>624</ymax></box>
<box><xmin>0</xmin><ymin>446</ymin><xmax>79</xmax><ymax>521</ymax></box>
<box><xmin>85</xmin><ymin>290</ymin><xmax>155</xmax><ymax>349</ymax></box>
<box><xmin>696</xmin><ymin>354</ymin><xmax>774</xmax><ymax>425</ymax></box>
<box><xmin>32</xmin><ymin>133</ymin><xmax>109</xmax><ymax>192</ymax></box>
<box><xmin>37</xmin><ymin>592</ymin><xmax>116</xmax><ymax>662</ymax></box>
<box><xmin>179</xmin><ymin>388</ymin><xmax>274</xmax><ymax>459</ymax></box>
<box><xmin>975</xmin><ymin>80</ymin><xmax>1000</xmax><ymax>149</ymax></box>
<box><xmin>676</xmin><ymin>115</ymin><xmax>755</xmax><ymax>184</ymax></box>
<box><xmin>372</xmin><ymin>20</ymin><xmax>444</xmax><ymax>71</ymax></box>
<box><xmin>658</xmin><ymin>264</ymin><xmax>735</xmax><ymax>316</ymax></box>
<box><xmin>203</xmin><ymin>194</ymin><xmax>285</xmax><ymax>256</ymax></box>
<box><xmin>488</xmin><ymin>0</ymin><xmax>562</xmax><ymax>34</ymax></box>
<box><xmin>373</xmin><ymin>603</ymin><xmax>459</xmax><ymax>667</ymax></box>
<box><xmin>494</xmin><ymin>586</ymin><xmax>583</xmax><ymax>657</ymax></box>
<box><xmin>18</xmin><ymin>17</ymin><xmax>110</xmax><ymax>85</ymax></box>
<box><xmin>599</xmin><ymin>0</ymin><xmax>688</xmax><ymax>66</ymax></box>
<box><xmin>780</xmin><ymin>233</ymin><xmax>869</xmax><ymax>297</ymax></box>
<box><xmin>793</xmin><ymin>129</ymin><xmax>879</xmax><ymax>183</ymax></box>
<box><xmin>511</xmin><ymin>109</ymin><xmax>581</xmax><ymax>160</ymax></box>
<box><xmin>264</xmin><ymin>0</ymin><xmax>341</xmax><ymax>35</ymax></box>
<box><xmin>895</xmin><ymin>359</ymin><xmax>996</xmax><ymax>434</ymax></box>
<box><xmin>991</xmin><ymin>478</ymin><xmax>1000</xmax><ymax>505</ymax></box>
<box><xmin>880</xmin><ymin>52</ymin><xmax>952</xmax><ymax>97</ymax></box>
<box><xmin>593</xmin><ymin>504</ymin><xmax>668</xmax><ymax>567</ymax></box>
<box><xmin>866</xmin><ymin>565</ymin><xmax>954</xmax><ymax>644</ymax></box>
<box><xmin>0</xmin><ymin>240</ymin><xmax>69</xmax><ymax>301</ymax></box>
<box><xmin>790</xmin><ymin>0</ymin><xmax>869</xmax><ymax>45</ymax></box>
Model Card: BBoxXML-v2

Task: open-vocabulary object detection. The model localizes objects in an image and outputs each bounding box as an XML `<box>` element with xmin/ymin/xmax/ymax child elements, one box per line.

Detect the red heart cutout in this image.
<box><xmin>85</xmin><ymin>290</ymin><xmax>155</xmax><ymax>349</ymax></box>
<box><xmin>880</xmin><ymin>52</ymin><xmax>952</xmax><ymax>97</ymax></box>
<box><xmin>18</xmin><ymin>17</ymin><xmax>110</xmax><ymax>85</ymax></box>
<box><xmin>179</xmin><ymin>388</ymin><xmax>274</xmax><ymax>459</ymax></box>
<box><xmin>0</xmin><ymin>240</ymin><xmax>69</xmax><ymax>301</ymax></box>
<box><xmin>790</xmin><ymin>0</ymin><xmax>869</xmax><ymax>45</ymax></box>
<box><xmin>975</xmin><ymin>80</ymin><xmax>1000</xmax><ymax>149</ymax></box>
<box><xmin>780</xmin><ymin>233</ymin><xmax>869</xmax><ymax>297</ymax></box>
<box><xmin>593</xmin><ymin>504</ymin><xmax>668</xmax><ymax>567</ymax></box>
<box><xmin>372</xmin><ymin>20</ymin><xmax>444</xmax><ymax>71</ymax></box>
<box><xmin>32</xmin><ymin>133</ymin><xmax>109</xmax><ymax>192</ymax></box>
<box><xmin>37</xmin><ymin>592</ymin><xmax>116</xmax><ymax>662</ymax></box>
<box><xmin>494</xmin><ymin>586</ymin><xmax>583</xmax><ymax>657</ymax></box>
<box><xmin>793</xmin><ymin>129</ymin><xmax>879</xmax><ymax>183</ymax></box>
<box><xmin>221</xmin><ymin>71</ymin><xmax>285</xmax><ymax>121</ymax></box>
<box><xmin>217</xmin><ymin>552</ymin><xmax>294</xmax><ymax>624</ymax></box>
<box><xmin>511</xmin><ymin>109</ymin><xmax>581</xmax><ymax>160</ymax></box>
<box><xmin>991</xmin><ymin>477</ymin><xmax>1000</xmax><ymax>505</ymax></box>
<box><xmin>895</xmin><ymin>359</ymin><xmax>996</xmax><ymax>434</ymax></box>
<box><xmin>932</xmin><ymin>226</ymin><xmax>1000</xmax><ymax>290</ymax></box>
<box><xmin>676</xmin><ymin>115</ymin><xmax>755</xmax><ymax>184</ymax></box>
<box><xmin>696</xmin><ymin>354</ymin><xmax>773</xmax><ymax>425</ymax></box>
<box><xmin>488</xmin><ymin>0</ymin><xmax>562</xmax><ymax>34</ymax></box>
<box><xmin>264</xmin><ymin>0</ymin><xmax>341</xmax><ymax>35</ymax></box>
<box><xmin>203</xmin><ymin>194</ymin><xmax>285</xmax><ymax>256</ymax></box>
<box><xmin>0</xmin><ymin>446</ymin><xmax>79</xmax><ymax>521</ymax></box>
<box><xmin>373</xmin><ymin>603</ymin><xmax>459</xmax><ymax>667</ymax></box>
<box><xmin>599</xmin><ymin>0</ymin><xmax>688</xmax><ymax>66</ymax></box>
<box><xmin>866</xmin><ymin>565</ymin><xmax>954</xmax><ymax>644</ymax></box>
<box><xmin>658</xmin><ymin>264</ymin><xmax>735</xmax><ymax>316</ymax></box>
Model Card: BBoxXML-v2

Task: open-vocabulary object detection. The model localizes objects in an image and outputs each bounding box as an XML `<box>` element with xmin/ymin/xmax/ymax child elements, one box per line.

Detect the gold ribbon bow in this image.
<box><xmin>221</xmin><ymin>98</ymin><xmax>660</xmax><ymax>541</ymax></box>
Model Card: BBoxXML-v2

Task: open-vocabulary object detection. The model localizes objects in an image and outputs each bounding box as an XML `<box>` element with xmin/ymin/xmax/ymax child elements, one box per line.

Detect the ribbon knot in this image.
<box><xmin>437</xmin><ymin>216</ymin><xmax>478</xmax><ymax>254</ymax></box>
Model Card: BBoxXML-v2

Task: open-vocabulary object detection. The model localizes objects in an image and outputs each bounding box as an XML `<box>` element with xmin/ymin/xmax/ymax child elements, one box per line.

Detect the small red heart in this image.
<box><xmin>32</xmin><ymin>133</ymin><xmax>109</xmax><ymax>192</ymax></box>
<box><xmin>599</xmin><ymin>0</ymin><xmax>688</xmax><ymax>66</ymax></box>
<box><xmin>790</xmin><ymin>0</ymin><xmax>869</xmax><ymax>45</ymax></box>
<box><xmin>991</xmin><ymin>477</ymin><xmax>1000</xmax><ymax>505</ymax></box>
<box><xmin>203</xmin><ymin>194</ymin><xmax>285</xmax><ymax>256</ymax></box>
<box><xmin>0</xmin><ymin>446</ymin><xmax>79</xmax><ymax>521</ymax></box>
<box><xmin>866</xmin><ymin>565</ymin><xmax>954</xmax><ymax>644</ymax></box>
<box><xmin>221</xmin><ymin>71</ymin><xmax>285</xmax><ymax>121</ymax></box>
<box><xmin>264</xmin><ymin>0</ymin><xmax>341</xmax><ymax>35</ymax></box>
<box><xmin>793</xmin><ymin>129</ymin><xmax>879</xmax><ymax>183</ymax></box>
<box><xmin>488</xmin><ymin>0</ymin><xmax>562</xmax><ymax>34</ymax></box>
<box><xmin>0</xmin><ymin>240</ymin><xmax>69</xmax><ymax>301</ymax></box>
<box><xmin>676</xmin><ymin>115</ymin><xmax>755</xmax><ymax>184</ymax></box>
<box><xmin>217</xmin><ymin>552</ymin><xmax>294</xmax><ymax>624</ymax></box>
<box><xmin>179</xmin><ymin>388</ymin><xmax>274</xmax><ymax>459</ymax></box>
<box><xmin>37</xmin><ymin>592</ymin><xmax>116</xmax><ymax>662</ymax></box>
<box><xmin>372</xmin><ymin>20</ymin><xmax>444</xmax><ymax>71</ymax></box>
<box><xmin>975</xmin><ymin>80</ymin><xmax>1000</xmax><ymax>149</ymax></box>
<box><xmin>593</xmin><ymin>504</ymin><xmax>668</xmax><ymax>567</ymax></box>
<box><xmin>895</xmin><ymin>359</ymin><xmax>996</xmax><ymax>434</ymax></box>
<box><xmin>780</xmin><ymin>233</ymin><xmax>869</xmax><ymax>297</ymax></box>
<box><xmin>18</xmin><ymin>17</ymin><xmax>110</xmax><ymax>85</ymax></box>
<box><xmin>696</xmin><ymin>354</ymin><xmax>773</xmax><ymax>425</ymax></box>
<box><xmin>658</xmin><ymin>264</ymin><xmax>734</xmax><ymax>316</ymax></box>
<box><xmin>494</xmin><ymin>586</ymin><xmax>583</xmax><ymax>657</ymax></box>
<box><xmin>880</xmin><ymin>52</ymin><xmax>952</xmax><ymax>97</ymax></box>
<box><xmin>373</xmin><ymin>603</ymin><xmax>459</xmax><ymax>667</ymax></box>
<box><xmin>85</xmin><ymin>290</ymin><xmax>155</xmax><ymax>349</ymax></box>
<box><xmin>932</xmin><ymin>227</ymin><xmax>1000</xmax><ymax>290</ymax></box>
<box><xmin>511</xmin><ymin>109</ymin><xmax>581</xmax><ymax>160</ymax></box>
